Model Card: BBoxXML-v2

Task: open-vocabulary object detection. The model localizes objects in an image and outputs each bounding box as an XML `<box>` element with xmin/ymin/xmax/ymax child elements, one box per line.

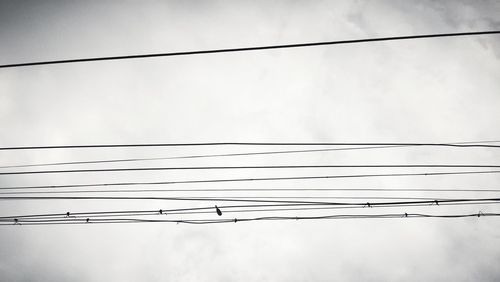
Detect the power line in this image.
<box><xmin>2</xmin><ymin>164</ymin><xmax>500</xmax><ymax>176</ymax></box>
<box><xmin>2</xmin><ymin>212</ymin><xmax>499</xmax><ymax>225</ymax></box>
<box><xmin>3</xmin><ymin>169</ymin><xmax>500</xmax><ymax>190</ymax></box>
<box><xmin>0</xmin><ymin>145</ymin><xmax>411</xmax><ymax>169</ymax></box>
<box><xmin>1</xmin><ymin>142</ymin><xmax>500</xmax><ymax>151</ymax></box>
<box><xmin>2</xmin><ymin>200</ymin><xmax>498</xmax><ymax>221</ymax></box>
<box><xmin>3</xmin><ymin>195</ymin><xmax>483</xmax><ymax>204</ymax></box>
<box><xmin>0</xmin><ymin>196</ymin><xmax>498</xmax><ymax>209</ymax></box>
<box><xmin>2</xmin><ymin>140</ymin><xmax>499</xmax><ymax>169</ymax></box>
<box><xmin>2</xmin><ymin>187</ymin><xmax>500</xmax><ymax>195</ymax></box>
<box><xmin>1</xmin><ymin>31</ymin><xmax>499</xmax><ymax>69</ymax></box>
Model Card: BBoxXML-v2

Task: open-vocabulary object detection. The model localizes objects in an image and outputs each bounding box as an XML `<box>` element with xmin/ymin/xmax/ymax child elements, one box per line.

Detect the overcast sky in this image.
<box><xmin>1</xmin><ymin>1</ymin><xmax>500</xmax><ymax>281</ymax></box>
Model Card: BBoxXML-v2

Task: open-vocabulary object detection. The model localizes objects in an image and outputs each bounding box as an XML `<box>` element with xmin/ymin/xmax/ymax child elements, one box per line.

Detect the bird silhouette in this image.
<box><xmin>215</xmin><ymin>205</ymin><xmax>222</xmax><ymax>216</ymax></box>
<box><xmin>66</xmin><ymin>212</ymin><xmax>70</xmax><ymax>217</ymax></box>
<box><xmin>86</xmin><ymin>218</ymin><xmax>90</xmax><ymax>223</ymax></box>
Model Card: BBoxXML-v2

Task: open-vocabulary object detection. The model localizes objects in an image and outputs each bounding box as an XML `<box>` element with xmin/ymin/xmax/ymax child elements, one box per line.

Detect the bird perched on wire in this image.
<box><xmin>215</xmin><ymin>205</ymin><xmax>222</xmax><ymax>216</ymax></box>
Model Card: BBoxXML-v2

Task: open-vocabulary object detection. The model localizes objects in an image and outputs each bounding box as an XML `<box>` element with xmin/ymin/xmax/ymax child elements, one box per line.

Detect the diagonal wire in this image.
<box><xmin>1</xmin><ymin>30</ymin><xmax>499</xmax><ymax>68</ymax></box>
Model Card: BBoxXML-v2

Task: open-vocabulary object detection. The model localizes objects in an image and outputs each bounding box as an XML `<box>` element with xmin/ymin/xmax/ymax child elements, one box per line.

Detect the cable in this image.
<box><xmin>3</xmin><ymin>187</ymin><xmax>500</xmax><ymax>195</ymax></box>
<box><xmin>2</xmin><ymin>164</ymin><xmax>500</xmax><ymax>176</ymax></box>
<box><xmin>1</xmin><ymin>31</ymin><xmax>499</xmax><ymax>69</ymax></box>
<box><xmin>1</xmin><ymin>142</ymin><xmax>500</xmax><ymax>151</ymax></box>
<box><xmin>0</xmin><ymin>145</ymin><xmax>417</xmax><ymax>169</ymax></box>
<box><xmin>3</xmin><ymin>200</ymin><xmax>499</xmax><ymax>220</ymax></box>
<box><xmin>1</xmin><ymin>195</ymin><xmax>483</xmax><ymax>204</ymax></box>
<box><xmin>17</xmin><ymin>201</ymin><xmax>500</xmax><ymax>220</ymax></box>
<box><xmin>2</xmin><ymin>212</ymin><xmax>499</xmax><ymax>225</ymax></box>
<box><xmin>2</xmin><ymin>140</ymin><xmax>499</xmax><ymax>169</ymax></box>
<box><xmin>0</xmin><ymin>195</ymin><xmax>455</xmax><ymax>200</ymax></box>
<box><xmin>3</xmin><ymin>169</ymin><xmax>500</xmax><ymax>190</ymax></box>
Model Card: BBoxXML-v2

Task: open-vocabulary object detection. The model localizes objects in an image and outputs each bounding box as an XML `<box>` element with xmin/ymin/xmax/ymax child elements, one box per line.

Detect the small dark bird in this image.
<box><xmin>86</xmin><ymin>218</ymin><xmax>90</xmax><ymax>223</ymax></box>
<box><xmin>405</xmin><ymin>213</ymin><xmax>408</xmax><ymax>217</ymax></box>
<box><xmin>14</xmin><ymin>218</ymin><xmax>18</xmax><ymax>224</ymax></box>
<box><xmin>215</xmin><ymin>205</ymin><xmax>222</xmax><ymax>216</ymax></box>
<box><xmin>159</xmin><ymin>209</ymin><xmax>163</xmax><ymax>214</ymax></box>
<box><xmin>66</xmin><ymin>212</ymin><xmax>70</xmax><ymax>217</ymax></box>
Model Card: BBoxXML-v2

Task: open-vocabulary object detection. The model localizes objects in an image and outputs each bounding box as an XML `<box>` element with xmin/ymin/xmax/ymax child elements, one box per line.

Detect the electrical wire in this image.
<box><xmin>2</xmin><ymin>195</ymin><xmax>484</xmax><ymax>204</ymax></box>
<box><xmin>0</xmin><ymin>145</ymin><xmax>405</xmax><ymax>169</ymax></box>
<box><xmin>2</xmin><ymin>169</ymin><xmax>500</xmax><ymax>190</ymax></box>
<box><xmin>2</xmin><ymin>187</ymin><xmax>500</xmax><ymax>195</ymax></box>
<box><xmin>1</xmin><ymin>31</ymin><xmax>499</xmax><ymax>68</ymax></box>
<box><xmin>2</xmin><ymin>212</ymin><xmax>499</xmax><ymax>225</ymax></box>
<box><xmin>2</xmin><ymin>140</ymin><xmax>499</xmax><ymax>169</ymax></box>
<box><xmin>1</xmin><ymin>198</ymin><xmax>499</xmax><ymax>220</ymax></box>
<box><xmin>1</xmin><ymin>142</ymin><xmax>500</xmax><ymax>151</ymax></box>
<box><xmin>2</xmin><ymin>164</ymin><xmax>500</xmax><ymax>176</ymax></box>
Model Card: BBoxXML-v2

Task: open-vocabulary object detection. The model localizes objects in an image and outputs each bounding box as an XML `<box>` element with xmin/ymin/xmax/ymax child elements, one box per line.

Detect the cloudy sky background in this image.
<box><xmin>1</xmin><ymin>0</ymin><xmax>500</xmax><ymax>281</ymax></box>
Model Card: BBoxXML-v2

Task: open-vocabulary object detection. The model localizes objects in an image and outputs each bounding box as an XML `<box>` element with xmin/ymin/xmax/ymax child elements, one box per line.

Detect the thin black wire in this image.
<box><xmin>1</xmin><ymin>30</ymin><xmax>499</xmax><ymax>69</ymax></box>
<box><xmin>3</xmin><ymin>169</ymin><xmax>500</xmax><ymax>190</ymax></box>
<box><xmin>2</xmin><ymin>187</ymin><xmax>500</xmax><ymax>195</ymax></box>
<box><xmin>1</xmin><ymin>142</ymin><xmax>500</xmax><ymax>151</ymax></box>
<box><xmin>2</xmin><ymin>164</ymin><xmax>500</xmax><ymax>176</ymax></box>
<box><xmin>1</xmin><ymin>195</ymin><xmax>477</xmax><ymax>204</ymax></box>
<box><xmin>0</xmin><ymin>145</ymin><xmax>403</xmax><ymax>169</ymax></box>
<box><xmin>0</xmin><ymin>195</ymin><xmax>448</xmax><ymax>200</ymax></box>
<box><xmin>15</xmin><ymin>201</ymin><xmax>499</xmax><ymax>220</ymax></box>
<box><xmin>1</xmin><ymin>198</ymin><xmax>499</xmax><ymax>220</ymax></box>
<box><xmin>2</xmin><ymin>212</ymin><xmax>499</xmax><ymax>226</ymax></box>
<box><xmin>5</xmin><ymin>188</ymin><xmax>500</xmax><ymax>194</ymax></box>
<box><xmin>2</xmin><ymin>140</ymin><xmax>499</xmax><ymax>169</ymax></box>
<box><xmin>4</xmin><ymin>201</ymin><xmax>499</xmax><ymax>221</ymax></box>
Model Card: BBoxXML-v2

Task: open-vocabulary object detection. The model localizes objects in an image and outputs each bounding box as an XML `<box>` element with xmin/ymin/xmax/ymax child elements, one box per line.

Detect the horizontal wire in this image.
<box><xmin>2</xmin><ymin>212</ymin><xmax>499</xmax><ymax>225</ymax></box>
<box><xmin>1</xmin><ymin>142</ymin><xmax>500</xmax><ymax>151</ymax></box>
<box><xmin>2</xmin><ymin>164</ymin><xmax>500</xmax><ymax>176</ymax></box>
<box><xmin>0</xmin><ymin>145</ymin><xmax>403</xmax><ymax>169</ymax></box>
<box><xmin>3</xmin><ymin>169</ymin><xmax>500</xmax><ymax>190</ymax></box>
<box><xmin>0</xmin><ymin>195</ymin><xmax>447</xmax><ymax>200</ymax></box>
<box><xmin>1</xmin><ymin>30</ymin><xmax>499</xmax><ymax>69</ymax></box>
<box><xmin>2</xmin><ymin>187</ymin><xmax>500</xmax><ymax>195</ymax></box>
<box><xmin>1</xmin><ymin>198</ymin><xmax>499</xmax><ymax>220</ymax></box>
<box><xmin>2</xmin><ymin>140</ymin><xmax>499</xmax><ymax>169</ymax></box>
<box><xmin>5</xmin><ymin>201</ymin><xmax>500</xmax><ymax>221</ymax></box>
<box><xmin>0</xmin><ymin>195</ymin><xmax>474</xmax><ymax>204</ymax></box>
